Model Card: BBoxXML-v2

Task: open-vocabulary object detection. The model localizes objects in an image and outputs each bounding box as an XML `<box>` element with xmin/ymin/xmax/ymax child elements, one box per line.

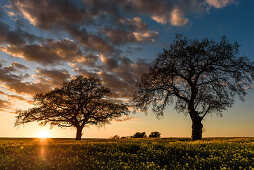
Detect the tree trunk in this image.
<box><xmin>76</xmin><ymin>126</ymin><xmax>83</xmax><ymax>140</ymax></box>
<box><xmin>191</xmin><ymin>114</ymin><xmax>203</xmax><ymax>140</ymax></box>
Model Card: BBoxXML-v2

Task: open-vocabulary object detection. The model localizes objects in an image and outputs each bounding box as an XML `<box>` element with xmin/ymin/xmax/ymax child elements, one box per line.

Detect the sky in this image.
<box><xmin>0</xmin><ymin>0</ymin><xmax>253</xmax><ymax>138</ymax></box>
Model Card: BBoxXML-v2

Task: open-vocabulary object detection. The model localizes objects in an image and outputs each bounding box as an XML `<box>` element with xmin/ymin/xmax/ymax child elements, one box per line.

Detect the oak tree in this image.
<box><xmin>133</xmin><ymin>35</ymin><xmax>254</xmax><ymax>140</ymax></box>
<box><xmin>15</xmin><ymin>75</ymin><xmax>129</xmax><ymax>140</ymax></box>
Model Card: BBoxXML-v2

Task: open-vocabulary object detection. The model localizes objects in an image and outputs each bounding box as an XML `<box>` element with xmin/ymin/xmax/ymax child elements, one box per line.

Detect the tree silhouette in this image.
<box><xmin>15</xmin><ymin>75</ymin><xmax>129</xmax><ymax>140</ymax></box>
<box><xmin>132</xmin><ymin>132</ymin><xmax>146</xmax><ymax>138</ymax></box>
<box><xmin>133</xmin><ymin>35</ymin><xmax>254</xmax><ymax>140</ymax></box>
<box><xmin>149</xmin><ymin>131</ymin><xmax>161</xmax><ymax>138</ymax></box>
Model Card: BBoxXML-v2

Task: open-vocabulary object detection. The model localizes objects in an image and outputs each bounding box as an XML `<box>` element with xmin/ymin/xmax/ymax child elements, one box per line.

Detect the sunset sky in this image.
<box><xmin>0</xmin><ymin>0</ymin><xmax>253</xmax><ymax>138</ymax></box>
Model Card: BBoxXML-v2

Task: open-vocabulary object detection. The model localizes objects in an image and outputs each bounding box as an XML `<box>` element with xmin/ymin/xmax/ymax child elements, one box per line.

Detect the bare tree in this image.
<box><xmin>15</xmin><ymin>75</ymin><xmax>129</xmax><ymax>140</ymax></box>
<box><xmin>133</xmin><ymin>35</ymin><xmax>254</xmax><ymax>140</ymax></box>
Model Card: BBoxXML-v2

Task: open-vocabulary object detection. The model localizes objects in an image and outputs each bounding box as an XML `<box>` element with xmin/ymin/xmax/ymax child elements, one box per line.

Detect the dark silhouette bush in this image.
<box><xmin>149</xmin><ymin>131</ymin><xmax>161</xmax><ymax>138</ymax></box>
<box><xmin>111</xmin><ymin>135</ymin><xmax>120</xmax><ymax>139</ymax></box>
<box><xmin>132</xmin><ymin>132</ymin><xmax>146</xmax><ymax>138</ymax></box>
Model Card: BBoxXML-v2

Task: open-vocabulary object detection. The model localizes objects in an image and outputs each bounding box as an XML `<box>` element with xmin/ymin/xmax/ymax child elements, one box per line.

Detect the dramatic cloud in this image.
<box><xmin>0</xmin><ymin>0</ymin><xmax>237</xmax><ymax>112</ymax></box>
<box><xmin>1</xmin><ymin>39</ymin><xmax>82</xmax><ymax>65</ymax></box>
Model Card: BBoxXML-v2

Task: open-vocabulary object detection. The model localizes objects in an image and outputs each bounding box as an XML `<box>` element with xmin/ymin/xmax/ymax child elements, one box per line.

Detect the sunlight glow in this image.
<box><xmin>36</xmin><ymin>130</ymin><xmax>50</xmax><ymax>138</ymax></box>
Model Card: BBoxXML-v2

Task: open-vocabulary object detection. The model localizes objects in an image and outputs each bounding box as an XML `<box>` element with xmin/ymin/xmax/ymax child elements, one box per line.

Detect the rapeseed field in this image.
<box><xmin>0</xmin><ymin>138</ymin><xmax>253</xmax><ymax>169</ymax></box>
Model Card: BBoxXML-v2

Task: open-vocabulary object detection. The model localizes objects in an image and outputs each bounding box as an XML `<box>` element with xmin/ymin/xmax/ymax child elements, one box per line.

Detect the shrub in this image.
<box><xmin>132</xmin><ymin>132</ymin><xmax>146</xmax><ymax>138</ymax></box>
<box><xmin>111</xmin><ymin>135</ymin><xmax>120</xmax><ymax>139</ymax></box>
<box><xmin>149</xmin><ymin>131</ymin><xmax>161</xmax><ymax>138</ymax></box>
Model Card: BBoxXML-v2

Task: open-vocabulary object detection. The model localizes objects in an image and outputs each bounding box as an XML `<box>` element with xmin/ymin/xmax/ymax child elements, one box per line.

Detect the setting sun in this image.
<box><xmin>36</xmin><ymin>130</ymin><xmax>50</xmax><ymax>138</ymax></box>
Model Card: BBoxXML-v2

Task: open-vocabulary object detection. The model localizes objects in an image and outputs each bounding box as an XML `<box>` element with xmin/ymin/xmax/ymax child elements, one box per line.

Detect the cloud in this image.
<box><xmin>9</xmin><ymin>0</ymin><xmax>90</xmax><ymax>29</ymax></box>
<box><xmin>128</xmin><ymin>0</ymin><xmax>235</xmax><ymax>25</ymax></box>
<box><xmin>0</xmin><ymin>21</ymin><xmax>40</xmax><ymax>45</ymax></box>
<box><xmin>99</xmin><ymin>72</ymin><xmax>128</xmax><ymax>91</ymax></box>
<box><xmin>4</xmin><ymin>0</ymin><xmax>235</xmax><ymax>61</ymax></box>
<box><xmin>1</xmin><ymin>39</ymin><xmax>82</xmax><ymax>65</ymax></box>
<box><xmin>8</xmin><ymin>0</ymin><xmax>118</xmax><ymax>53</ymax></box>
<box><xmin>104</xmin><ymin>17</ymin><xmax>158</xmax><ymax>45</ymax></box>
<box><xmin>129</xmin><ymin>0</ymin><xmax>194</xmax><ymax>25</ymax></box>
<box><xmin>0</xmin><ymin>99</ymin><xmax>11</xmax><ymax>108</ymax></box>
<box><xmin>36</xmin><ymin>68</ymin><xmax>71</xmax><ymax>87</ymax></box>
<box><xmin>66</xmin><ymin>26</ymin><xmax>115</xmax><ymax>54</ymax></box>
<box><xmin>131</xmin><ymin>0</ymin><xmax>171</xmax><ymax>24</ymax></box>
<box><xmin>4</xmin><ymin>81</ymin><xmax>51</xmax><ymax>95</ymax></box>
<box><xmin>133</xmin><ymin>31</ymin><xmax>158</xmax><ymax>42</ymax></box>
<box><xmin>0</xmin><ymin>60</ymin><xmax>51</xmax><ymax>95</ymax></box>
<box><xmin>73</xmin><ymin>54</ymin><xmax>100</xmax><ymax>67</ymax></box>
<box><xmin>0</xmin><ymin>21</ymin><xmax>24</xmax><ymax>45</ymax></box>
<box><xmin>37</xmin><ymin>69</ymin><xmax>70</xmax><ymax>81</ymax></box>
<box><xmin>78</xmin><ymin>55</ymin><xmax>148</xmax><ymax>98</ymax></box>
<box><xmin>206</xmin><ymin>0</ymin><xmax>235</xmax><ymax>8</ymax></box>
<box><xmin>7</xmin><ymin>0</ymin><xmax>159</xmax><ymax>50</ymax></box>
<box><xmin>8</xmin><ymin>0</ymin><xmax>236</xmax><ymax>30</ymax></box>
<box><xmin>119</xmin><ymin>17</ymin><xmax>148</xmax><ymax>31</ymax></box>
<box><xmin>11</xmin><ymin>62</ymin><xmax>29</xmax><ymax>70</ymax></box>
<box><xmin>170</xmin><ymin>8</ymin><xmax>189</xmax><ymax>26</ymax></box>
<box><xmin>1</xmin><ymin>44</ymin><xmax>63</xmax><ymax>65</ymax></box>
<box><xmin>0</xmin><ymin>90</ymin><xmax>32</xmax><ymax>104</ymax></box>
<box><xmin>99</xmin><ymin>54</ymin><xmax>119</xmax><ymax>70</ymax></box>
<box><xmin>0</xmin><ymin>61</ymin><xmax>23</xmax><ymax>83</ymax></box>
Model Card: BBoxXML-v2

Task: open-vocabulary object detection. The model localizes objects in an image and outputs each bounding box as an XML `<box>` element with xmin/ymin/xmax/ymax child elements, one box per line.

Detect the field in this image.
<box><xmin>0</xmin><ymin>138</ymin><xmax>253</xmax><ymax>169</ymax></box>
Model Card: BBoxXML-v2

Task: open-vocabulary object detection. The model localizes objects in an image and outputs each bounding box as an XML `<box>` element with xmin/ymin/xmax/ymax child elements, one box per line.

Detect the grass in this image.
<box><xmin>0</xmin><ymin>137</ymin><xmax>253</xmax><ymax>169</ymax></box>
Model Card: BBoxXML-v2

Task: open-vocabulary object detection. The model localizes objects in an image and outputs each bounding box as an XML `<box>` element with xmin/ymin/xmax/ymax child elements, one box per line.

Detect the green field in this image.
<box><xmin>0</xmin><ymin>138</ymin><xmax>253</xmax><ymax>169</ymax></box>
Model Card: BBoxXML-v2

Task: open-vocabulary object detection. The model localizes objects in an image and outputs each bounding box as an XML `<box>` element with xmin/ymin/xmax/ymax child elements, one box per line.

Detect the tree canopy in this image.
<box><xmin>133</xmin><ymin>35</ymin><xmax>254</xmax><ymax>140</ymax></box>
<box><xmin>15</xmin><ymin>75</ymin><xmax>129</xmax><ymax>140</ymax></box>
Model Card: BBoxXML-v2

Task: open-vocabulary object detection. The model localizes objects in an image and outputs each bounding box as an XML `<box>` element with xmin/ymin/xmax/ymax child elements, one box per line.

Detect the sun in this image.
<box><xmin>37</xmin><ymin>130</ymin><xmax>50</xmax><ymax>138</ymax></box>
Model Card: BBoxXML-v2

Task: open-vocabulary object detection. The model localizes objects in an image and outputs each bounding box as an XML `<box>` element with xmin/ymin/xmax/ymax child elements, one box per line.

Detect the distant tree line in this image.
<box><xmin>111</xmin><ymin>131</ymin><xmax>161</xmax><ymax>139</ymax></box>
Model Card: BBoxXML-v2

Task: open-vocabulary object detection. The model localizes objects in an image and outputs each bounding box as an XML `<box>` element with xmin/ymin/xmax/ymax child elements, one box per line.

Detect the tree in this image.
<box><xmin>149</xmin><ymin>131</ymin><xmax>161</xmax><ymax>138</ymax></box>
<box><xmin>133</xmin><ymin>35</ymin><xmax>254</xmax><ymax>140</ymax></box>
<box><xmin>15</xmin><ymin>75</ymin><xmax>129</xmax><ymax>140</ymax></box>
<box><xmin>132</xmin><ymin>132</ymin><xmax>146</xmax><ymax>138</ymax></box>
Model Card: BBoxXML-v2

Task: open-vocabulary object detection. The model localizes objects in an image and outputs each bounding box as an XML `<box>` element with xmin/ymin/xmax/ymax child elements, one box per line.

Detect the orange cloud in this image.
<box><xmin>170</xmin><ymin>8</ymin><xmax>188</xmax><ymax>26</ymax></box>
<box><xmin>206</xmin><ymin>0</ymin><xmax>235</xmax><ymax>8</ymax></box>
